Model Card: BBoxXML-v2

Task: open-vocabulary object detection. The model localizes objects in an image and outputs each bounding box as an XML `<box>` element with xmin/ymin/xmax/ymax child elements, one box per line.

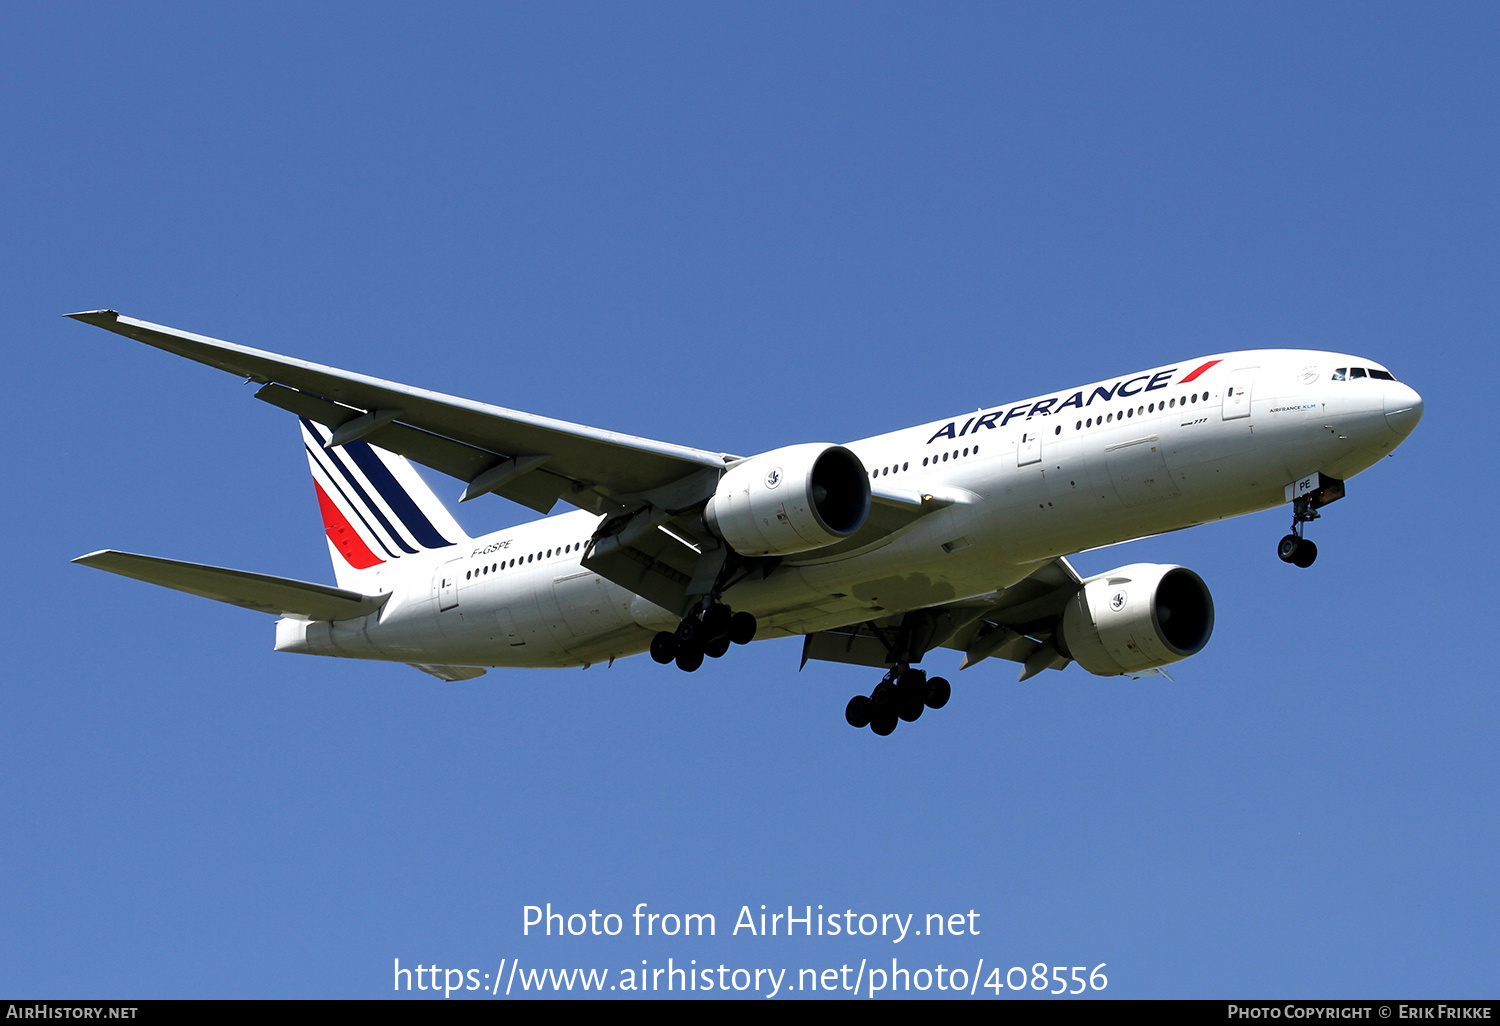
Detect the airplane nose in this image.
<box><xmin>1384</xmin><ymin>382</ymin><xmax>1423</xmax><ymax>438</ymax></box>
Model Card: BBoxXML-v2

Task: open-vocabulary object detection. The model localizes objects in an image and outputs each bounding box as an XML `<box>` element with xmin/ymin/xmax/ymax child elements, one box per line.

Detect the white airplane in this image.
<box><xmin>68</xmin><ymin>311</ymin><xmax>1423</xmax><ymax>736</ymax></box>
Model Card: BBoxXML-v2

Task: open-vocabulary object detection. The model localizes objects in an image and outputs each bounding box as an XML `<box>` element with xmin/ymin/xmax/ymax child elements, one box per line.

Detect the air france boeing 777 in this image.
<box><xmin>69</xmin><ymin>311</ymin><xmax>1423</xmax><ymax>736</ymax></box>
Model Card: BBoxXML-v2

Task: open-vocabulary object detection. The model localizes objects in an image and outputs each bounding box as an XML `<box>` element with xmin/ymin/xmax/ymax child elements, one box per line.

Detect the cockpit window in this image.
<box><xmin>1349</xmin><ymin>367</ymin><xmax>1367</xmax><ymax>379</ymax></box>
<box><xmin>1332</xmin><ymin>368</ymin><xmax>1347</xmax><ymax>381</ymax></box>
<box><xmin>1369</xmin><ymin>369</ymin><xmax>1396</xmax><ymax>381</ymax></box>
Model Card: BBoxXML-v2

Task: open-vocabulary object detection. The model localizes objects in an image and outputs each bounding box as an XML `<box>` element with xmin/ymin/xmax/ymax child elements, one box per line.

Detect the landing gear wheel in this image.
<box><xmin>650</xmin><ymin>631</ymin><xmax>678</xmax><ymax>664</ymax></box>
<box><xmin>675</xmin><ymin>617</ymin><xmax>702</xmax><ymax>646</ymax></box>
<box><xmin>1292</xmin><ymin>538</ymin><xmax>1318</xmax><ymax>568</ymax></box>
<box><xmin>701</xmin><ymin>603</ymin><xmax>731</xmax><ymax>641</ymax></box>
<box><xmin>925</xmin><ymin>676</ymin><xmax>951</xmax><ymax>710</ymax></box>
<box><xmin>871</xmin><ymin>680</ymin><xmax>897</xmax><ymax>708</ymax></box>
<box><xmin>870</xmin><ymin>710</ymin><xmax>898</xmax><ymax>736</ymax></box>
<box><xmin>728</xmin><ymin>611</ymin><xmax>757</xmax><ymax>645</ymax></box>
<box><xmin>845</xmin><ymin>695</ymin><xmax>873</xmax><ymax>729</ymax></box>
<box><xmin>1277</xmin><ymin>534</ymin><xmax>1301</xmax><ymax>564</ymax></box>
<box><xmin>896</xmin><ymin>669</ymin><xmax>927</xmax><ymax>721</ymax></box>
<box><xmin>704</xmin><ymin>636</ymin><xmax>730</xmax><ymax>659</ymax></box>
<box><xmin>675</xmin><ymin>644</ymin><xmax>704</xmax><ymax>672</ymax></box>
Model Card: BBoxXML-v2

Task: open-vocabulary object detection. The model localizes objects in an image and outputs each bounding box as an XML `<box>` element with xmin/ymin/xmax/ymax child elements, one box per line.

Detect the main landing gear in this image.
<box><xmin>1277</xmin><ymin>496</ymin><xmax>1320</xmax><ymax>568</ymax></box>
<box><xmin>649</xmin><ymin>603</ymin><xmax>758</xmax><ymax>672</ymax></box>
<box><xmin>843</xmin><ymin>668</ymin><xmax>951</xmax><ymax>737</ymax></box>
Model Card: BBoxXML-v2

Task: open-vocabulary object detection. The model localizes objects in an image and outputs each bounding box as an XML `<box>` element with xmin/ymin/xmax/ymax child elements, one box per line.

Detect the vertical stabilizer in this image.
<box><xmin>299</xmin><ymin>418</ymin><xmax>469</xmax><ymax>591</ymax></box>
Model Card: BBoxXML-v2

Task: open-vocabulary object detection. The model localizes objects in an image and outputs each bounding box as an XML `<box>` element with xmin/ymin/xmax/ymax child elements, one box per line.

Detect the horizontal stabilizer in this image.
<box><xmin>72</xmin><ymin>550</ymin><xmax>388</xmax><ymax>621</ymax></box>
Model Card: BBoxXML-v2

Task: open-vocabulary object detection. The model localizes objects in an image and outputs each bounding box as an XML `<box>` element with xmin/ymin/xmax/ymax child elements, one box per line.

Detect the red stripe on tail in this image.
<box><xmin>314</xmin><ymin>480</ymin><xmax>385</xmax><ymax>570</ymax></box>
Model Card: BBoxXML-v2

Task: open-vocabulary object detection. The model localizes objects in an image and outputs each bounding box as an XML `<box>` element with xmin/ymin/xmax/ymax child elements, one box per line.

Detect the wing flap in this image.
<box><xmin>407</xmin><ymin>663</ymin><xmax>488</xmax><ymax>682</ymax></box>
<box><xmin>797</xmin><ymin>557</ymin><xmax>1084</xmax><ymax>675</ymax></box>
<box><xmin>73</xmin><ymin>550</ymin><xmax>387</xmax><ymax>621</ymax></box>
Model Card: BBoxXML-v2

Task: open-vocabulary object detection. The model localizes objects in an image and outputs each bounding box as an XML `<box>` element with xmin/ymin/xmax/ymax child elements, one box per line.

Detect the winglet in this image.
<box><xmin>64</xmin><ymin>309</ymin><xmax>120</xmax><ymax>325</ymax></box>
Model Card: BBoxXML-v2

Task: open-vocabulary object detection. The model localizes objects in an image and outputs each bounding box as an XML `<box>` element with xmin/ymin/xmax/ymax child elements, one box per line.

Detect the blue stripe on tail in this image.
<box><xmin>301</xmin><ymin>419</ymin><xmax>419</xmax><ymax>555</ymax></box>
<box><xmin>342</xmin><ymin>439</ymin><xmax>455</xmax><ymax>550</ymax></box>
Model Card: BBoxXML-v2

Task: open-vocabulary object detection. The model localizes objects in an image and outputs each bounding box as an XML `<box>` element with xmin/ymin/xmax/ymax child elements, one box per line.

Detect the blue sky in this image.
<box><xmin>3</xmin><ymin>3</ymin><xmax>1496</xmax><ymax>999</ymax></box>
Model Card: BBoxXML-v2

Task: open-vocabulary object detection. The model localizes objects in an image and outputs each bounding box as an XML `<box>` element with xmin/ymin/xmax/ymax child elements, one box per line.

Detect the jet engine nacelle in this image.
<box><xmin>1056</xmin><ymin>563</ymin><xmax>1214</xmax><ymax>676</ymax></box>
<box><xmin>703</xmin><ymin>443</ymin><xmax>871</xmax><ymax>557</ymax></box>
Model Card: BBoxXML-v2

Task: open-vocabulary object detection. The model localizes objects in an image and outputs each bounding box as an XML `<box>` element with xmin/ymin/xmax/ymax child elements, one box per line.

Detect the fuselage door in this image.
<box><xmin>1222</xmin><ymin>368</ymin><xmax>1257</xmax><ymax>421</ymax></box>
<box><xmin>1017</xmin><ymin>429</ymin><xmax>1041</xmax><ymax>466</ymax></box>
<box><xmin>437</xmin><ymin>558</ymin><xmax>462</xmax><ymax>611</ymax></box>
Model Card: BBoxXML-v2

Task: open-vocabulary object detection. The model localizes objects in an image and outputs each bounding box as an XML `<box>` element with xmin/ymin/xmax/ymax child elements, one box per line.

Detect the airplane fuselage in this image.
<box><xmin>275</xmin><ymin>348</ymin><xmax>1421</xmax><ymax>670</ymax></box>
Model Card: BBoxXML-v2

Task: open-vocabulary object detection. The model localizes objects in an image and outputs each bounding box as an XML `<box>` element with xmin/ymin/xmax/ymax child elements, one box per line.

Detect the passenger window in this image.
<box><xmin>1350</xmin><ymin>367</ymin><xmax>1366</xmax><ymax>379</ymax></box>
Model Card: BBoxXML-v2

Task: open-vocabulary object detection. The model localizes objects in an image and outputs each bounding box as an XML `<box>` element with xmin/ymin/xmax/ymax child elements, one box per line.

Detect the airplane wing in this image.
<box><xmin>70</xmin><ymin>310</ymin><xmax>944</xmax><ymax>618</ymax></box>
<box><xmin>67</xmin><ymin>310</ymin><xmax>733</xmax><ymax>516</ymax></box>
<box><xmin>73</xmin><ymin>550</ymin><xmax>389</xmax><ymax>621</ymax></box>
<box><xmin>800</xmin><ymin>556</ymin><xmax>1084</xmax><ymax>680</ymax></box>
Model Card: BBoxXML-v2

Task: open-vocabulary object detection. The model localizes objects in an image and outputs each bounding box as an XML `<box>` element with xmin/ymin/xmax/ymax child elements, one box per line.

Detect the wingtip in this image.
<box><xmin>64</xmin><ymin>309</ymin><xmax>120</xmax><ymax>323</ymax></box>
<box><xmin>72</xmin><ymin>549</ymin><xmax>116</xmax><ymax>566</ymax></box>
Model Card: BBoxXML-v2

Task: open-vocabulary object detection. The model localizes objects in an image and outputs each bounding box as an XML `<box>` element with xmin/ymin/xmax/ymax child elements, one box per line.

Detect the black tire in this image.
<box><xmin>650</xmin><ymin>631</ymin><xmax>678</xmax><ymax>664</ymax></box>
<box><xmin>870</xmin><ymin>711</ymin><xmax>898</xmax><ymax>736</ymax></box>
<box><xmin>871</xmin><ymin>680</ymin><xmax>897</xmax><ymax>707</ymax></box>
<box><xmin>897</xmin><ymin>697</ymin><xmax>925</xmax><ymax>722</ymax></box>
<box><xmin>675</xmin><ymin>645</ymin><xmax>704</xmax><ymax>672</ymax></box>
<box><xmin>896</xmin><ymin>668</ymin><xmax>928</xmax><ymax>706</ymax></box>
<box><xmin>1292</xmin><ymin>538</ymin><xmax>1318</xmax><ymax>568</ymax></box>
<box><xmin>925</xmin><ymin>676</ymin><xmax>951</xmax><ymax>710</ymax></box>
<box><xmin>704</xmin><ymin>636</ymin><xmax>730</xmax><ymax>659</ymax></box>
<box><xmin>676</xmin><ymin>617</ymin><xmax>702</xmax><ymax>645</ymax></box>
<box><xmin>845</xmin><ymin>695</ymin><xmax>873</xmax><ymax>729</ymax></box>
<box><xmin>702</xmin><ymin>604</ymin><xmax>731</xmax><ymax>640</ymax></box>
<box><xmin>729</xmin><ymin>611</ymin><xmax>758</xmax><ymax>645</ymax></box>
<box><xmin>1277</xmin><ymin>534</ymin><xmax>1301</xmax><ymax>564</ymax></box>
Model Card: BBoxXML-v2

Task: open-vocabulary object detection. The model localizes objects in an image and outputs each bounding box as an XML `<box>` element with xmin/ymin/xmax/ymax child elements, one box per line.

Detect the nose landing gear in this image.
<box><xmin>1277</xmin><ymin>474</ymin><xmax>1346</xmax><ymax>569</ymax></box>
<box><xmin>845</xmin><ymin>667</ymin><xmax>951</xmax><ymax>737</ymax></box>
<box><xmin>1277</xmin><ymin>495</ymin><xmax>1321</xmax><ymax>568</ymax></box>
